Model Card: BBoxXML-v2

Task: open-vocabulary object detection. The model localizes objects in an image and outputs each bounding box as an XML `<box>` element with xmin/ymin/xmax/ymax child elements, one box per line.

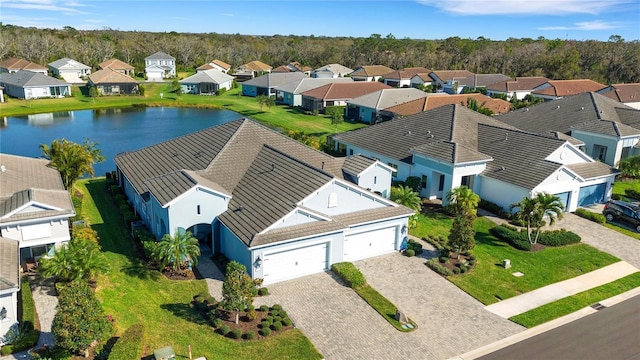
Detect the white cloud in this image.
<box><xmin>416</xmin><ymin>0</ymin><xmax>630</xmax><ymax>16</ymax></box>
<box><xmin>1</xmin><ymin>0</ymin><xmax>87</xmax><ymax>14</ymax></box>
<box><xmin>222</xmin><ymin>13</ymin><xmax>234</xmax><ymax>17</ymax></box>
<box><xmin>538</xmin><ymin>20</ymin><xmax>624</xmax><ymax>31</ymax></box>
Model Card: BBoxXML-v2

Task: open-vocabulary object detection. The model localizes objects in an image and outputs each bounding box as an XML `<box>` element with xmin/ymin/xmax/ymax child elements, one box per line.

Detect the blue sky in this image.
<box><xmin>1</xmin><ymin>0</ymin><xmax>639</xmax><ymax>41</ymax></box>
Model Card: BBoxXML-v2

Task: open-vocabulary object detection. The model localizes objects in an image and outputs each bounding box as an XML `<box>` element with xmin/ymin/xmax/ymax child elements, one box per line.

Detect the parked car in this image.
<box><xmin>602</xmin><ymin>200</ymin><xmax>640</xmax><ymax>232</ymax></box>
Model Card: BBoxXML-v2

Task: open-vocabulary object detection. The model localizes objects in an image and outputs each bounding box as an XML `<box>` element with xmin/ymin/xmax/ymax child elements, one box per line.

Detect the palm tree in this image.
<box><xmin>390</xmin><ymin>185</ymin><xmax>422</xmax><ymax>213</ymax></box>
<box><xmin>153</xmin><ymin>230</ymin><xmax>201</xmax><ymax>271</ymax></box>
<box><xmin>510</xmin><ymin>193</ymin><xmax>564</xmax><ymax>244</ymax></box>
<box><xmin>446</xmin><ymin>186</ymin><xmax>480</xmax><ymax>217</ymax></box>
<box><xmin>39</xmin><ymin>237</ymin><xmax>109</xmax><ymax>282</ymax></box>
<box><xmin>40</xmin><ymin>138</ymin><xmax>105</xmax><ymax>191</ymax></box>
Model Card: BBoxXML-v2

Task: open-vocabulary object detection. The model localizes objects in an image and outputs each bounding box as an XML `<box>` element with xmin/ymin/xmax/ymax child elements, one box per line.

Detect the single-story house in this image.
<box><xmin>427</xmin><ymin>70</ymin><xmax>475</xmax><ymax>88</ymax></box>
<box><xmin>98</xmin><ymin>58</ymin><xmax>135</xmax><ymax>77</ymax></box>
<box><xmin>332</xmin><ymin>104</ymin><xmax>618</xmax><ymax>213</ymax></box>
<box><xmin>485</xmin><ymin>76</ymin><xmax>550</xmax><ymax>100</ymax></box>
<box><xmin>597</xmin><ymin>83</ymin><xmax>640</xmax><ymax>110</ymax></box>
<box><xmin>0</xmin><ymin>237</ymin><xmax>19</xmax><ymax>344</ymax></box>
<box><xmin>0</xmin><ymin>58</ymin><xmax>48</xmax><ymax>75</ymax></box>
<box><xmin>241</xmin><ymin>72</ymin><xmax>307</xmax><ymax>97</ymax></box>
<box><xmin>311</xmin><ymin>64</ymin><xmax>354</xmax><ymax>79</ymax></box>
<box><xmin>114</xmin><ymin>118</ymin><xmax>412</xmax><ymax>284</ymax></box>
<box><xmin>382</xmin><ymin>67</ymin><xmax>431</xmax><ymax>88</ymax></box>
<box><xmin>234</xmin><ymin>60</ymin><xmax>272</xmax><ymax>82</ymax></box>
<box><xmin>300</xmin><ymin>82</ymin><xmax>392</xmax><ymax>113</ymax></box>
<box><xmin>275</xmin><ymin>77</ymin><xmax>352</xmax><ymax>106</ymax></box>
<box><xmin>180</xmin><ymin>69</ymin><xmax>234</xmax><ymax>95</ymax></box>
<box><xmin>48</xmin><ymin>58</ymin><xmax>91</xmax><ymax>83</ymax></box>
<box><xmin>0</xmin><ymin>70</ymin><xmax>71</xmax><ymax>99</ymax></box>
<box><xmin>349</xmin><ymin>65</ymin><xmax>394</xmax><ymax>82</ymax></box>
<box><xmin>441</xmin><ymin>74</ymin><xmax>511</xmax><ymax>94</ymax></box>
<box><xmin>88</xmin><ymin>68</ymin><xmax>139</xmax><ymax>95</ymax></box>
<box><xmin>383</xmin><ymin>93</ymin><xmax>513</xmax><ymax>117</ymax></box>
<box><xmin>345</xmin><ymin>88</ymin><xmax>428</xmax><ymax>124</ymax></box>
<box><xmin>0</xmin><ymin>154</ymin><xmax>75</xmax><ymax>259</ymax></box>
<box><xmin>409</xmin><ymin>73</ymin><xmax>434</xmax><ymax>88</ymax></box>
<box><xmin>497</xmin><ymin>92</ymin><xmax>640</xmax><ymax>167</ymax></box>
<box><xmin>531</xmin><ymin>79</ymin><xmax>606</xmax><ymax>101</ymax></box>
<box><xmin>196</xmin><ymin>59</ymin><xmax>232</xmax><ymax>74</ymax></box>
<box><xmin>272</xmin><ymin>62</ymin><xmax>313</xmax><ymax>76</ymax></box>
<box><xmin>145</xmin><ymin>51</ymin><xmax>176</xmax><ymax>80</ymax></box>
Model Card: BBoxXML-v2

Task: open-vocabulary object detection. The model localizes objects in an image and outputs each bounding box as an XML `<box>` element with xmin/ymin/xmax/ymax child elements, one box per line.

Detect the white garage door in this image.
<box><xmin>262</xmin><ymin>242</ymin><xmax>329</xmax><ymax>284</ymax></box>
<box><xmin>343</xmin><ymin>227</ymin><xmax>397</xmax><ymax>262</ymax></box>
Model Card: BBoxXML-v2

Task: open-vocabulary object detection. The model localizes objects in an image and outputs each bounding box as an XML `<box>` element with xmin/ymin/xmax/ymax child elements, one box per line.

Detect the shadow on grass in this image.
<box><xmin>121</xmin><ymin>260</ymin><xmax>162</xmax><ymax>281</ymax></box>
<box><xmin>160</xmin><ymin>303</ymin><xmax>208</xmax><ymax>326</ymax></box>
<box><xmin>474</xmin><ymin>228</ymin><xmax>509</xmax><ymax>248</ymax></box>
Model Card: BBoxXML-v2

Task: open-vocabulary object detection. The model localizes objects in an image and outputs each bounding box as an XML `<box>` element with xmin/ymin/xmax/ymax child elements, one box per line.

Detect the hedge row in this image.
<box><xmin>479</xmin><ymin>199</ymin><xmax>511</xmax><ymax>219</ymax></box>
<box><xmin>574</xmin><ymin>208</ymin><xmax>606</xmax><ymax>224</ymax></box>
<box><xmin>426</xmin><ymin>259</ymin><xmax>454</xmax><ymax>277</ymax></box>
<box><xmin>489</xmin><ymin>225</ymin><xmax>532</xmax><ymax>251</ymax></box>
<box><xmin>490</xmin><ymin>224</ymin><xmax>581</xmax><ymax>250</ymax></box>
<box><xmin>538</xmin><ymin>229</ymin><xmax>581</xmax><ymax>247</ymax></box>
<box><xmin>625</xmin><ymin>189</ymin><xmax>640</xmax><ymax>201</ymax></box>
<box><xmin>108</xmin><ymin>323</ymin><xmax>145</xmax><ymax>360</ymax></box>
<box><xmin>331</xmin><ymin>262</ymin><xmax>367</xmax><ymax>288</ymax></box>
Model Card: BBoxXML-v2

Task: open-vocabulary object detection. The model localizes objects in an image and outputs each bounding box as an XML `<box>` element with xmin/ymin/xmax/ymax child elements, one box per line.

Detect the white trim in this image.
<box><xmin>258</xmin><ymin>207</ymin><xmax>332</xmax><ymax>235</ymax></box>
<box><xmin>261</xmin><ymin>236</ymin><xmax>331</xmax><ymax>255</ymax></box>
<box><xmin>162</xmin><ymin>185</ymin><xmax>231</xmax><ymax>208</ymax></box>
<box><xmin>250</xmin><ymin>228</ymin><xmax>344</xmax><ymax>250</ymax></box>
<box><xmin>344</xmin><ymin>214</ymin><xmax>411</xmax><ymax>229</ymax></box>
<box><xmin>1</xmin><ymin>200</ymin><xmax>65</xmax><ymax>219</ymax></box>
<box><xmin>0</xmin><ymin>214</ymin><xmax>71</xmax><ymax>227</ymax></box>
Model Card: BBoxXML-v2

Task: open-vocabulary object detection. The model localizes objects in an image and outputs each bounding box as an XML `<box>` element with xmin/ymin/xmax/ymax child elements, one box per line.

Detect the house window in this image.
<box><xmin>438</xmin><ymin>174</ymin><xmax>445</xmax><ymax>191</ymax></box>
<box><xmin>197</xmin><ymin>205</ymin><xmax>201</xmax><ymax>215</ymax></box>
<box><xmin>349</xmin><ymin>149</ymin><xmax>353</xmax><ymax>156</ymax></box>
<box><xmin>593</xmin><ymin>145</ymin><xmax>607</xmax><ymax>162</ymax></box>
<box><xmin>421</xmin><ymin>175</ymin><xmax>428</xmax><ymax>189</ymax></box>
<box><xmin>374</xmin><ymin>176</ymin><xmax>377</xmax><ymax>185</ymax></box>
<box><xmin>388</xmin><ymin>163</ymin><xmax>398</xmax><ymax>177</ymax></box>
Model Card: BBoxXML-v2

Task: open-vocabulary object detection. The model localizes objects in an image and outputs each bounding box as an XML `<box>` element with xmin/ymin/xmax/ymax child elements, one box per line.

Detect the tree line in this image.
<box><xmin>0</xmin><ymin>23</ymin><xmax>638</xmax><ymax>84</ymax></box>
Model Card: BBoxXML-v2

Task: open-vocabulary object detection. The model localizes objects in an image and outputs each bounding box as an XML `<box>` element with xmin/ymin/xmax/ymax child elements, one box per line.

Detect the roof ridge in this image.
<box><xmin>479</xmin><ymin>122</ymin><xmax>567</xmax><ymax>142</ymax></box>
<box><xmin>262</xmin><ymin>144</ymin><xmax>335</xmax><ymax>179</ymax></box>
<box><xmin>204</xmin><ymin>118</ymin><xmax>250</xmax><ymax>170</ymax></box>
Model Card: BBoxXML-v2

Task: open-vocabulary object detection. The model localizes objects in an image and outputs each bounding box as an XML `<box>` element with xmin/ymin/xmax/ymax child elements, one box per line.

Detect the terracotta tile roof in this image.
<box><xmin>532</xmin><ymin>79</ymin><xmax>606</xmax><ymax>97</ymax></box>
<box><xmin>302</xmin><ymin>82</ymin><xmax>391</xmax><ymax>101</ymax></box>
<box><xmin>0</xmin><ymin>57</ymin><xmax>47</xmax><ymax>71</ymax></box>
<box><xmin>99</xmin><ymin>58</ymin><xmax>134</xmax><ymax>71</ymax></box>
<box><xmin>196</xmin><ymin>64</ymin><xmax>214</xmax><ymax>71</ymax></box>
<box><xmin>597</xmin><ymin>83</ymin><xmax>640</xmax><ymax>104</ymax></box>
<box><xmin>453</xmin><ymin>74</ymin><xmax>512</xmax><ymax>88</ymax></box>
<box><xmin>412</xmin><ymin>73</ymin><xmax>432</xmax><ymax>82</ymax></box>
<box><xmin>0</xmin><ymin>237</ymin><xmax>19</xmax><ymax>292</ymax></box>
<box><xmin>430</xmin><ymin>70</ymin><xmax>475</xmax><ymax>82</ymax></box>
<box><xmin>241</xmin><ymin>60</ymin><xmax>273</xmax><ymax>72</ymax></box>
<box><xmin>382</xmin><ymin>67</ymin><xmax>431</xmax><ymax>80</ymax></box>
<box><xmin>350</xmin><ymin>65</ymin><xmax>394</xmax><ymax>78</ymax></box>
<box><xmin>89</xmin><ymin>68</ymin><xmax>138</xmax><ymax>84</ymax></box>
<box><xmin>486</xmin><ymin>77</ymin><xmax>550</xmax><ymax>92</ymax></box>
<box><xmin>277</xmin><ymin>78</ymin><xmax>353</xmax><ymax>95</ymax></box>
<box><xmin>212</xmin><ymin>59</ymin><xmax>231</xmax><ymax>70</ymax></box>
<box><xmin>385</xmin><ymin>93</ymin><xmax>512</xmax><ymax>115</ymax></box>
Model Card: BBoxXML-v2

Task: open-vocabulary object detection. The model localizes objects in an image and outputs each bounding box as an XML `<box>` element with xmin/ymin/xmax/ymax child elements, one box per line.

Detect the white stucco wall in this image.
<box><xmin>356</xmin><ymin>163</ymin><xmax>393</xmax><ymax>197</ymax></box>
<box><xmin>1</xmin><ymin>218</ymin><xmax>71</xmax><ymax>248</ymax></box>
<box><xmin>299</xmin><ymin>180</ymin><xmax>388</xmax><ymax>216</ymax></box>
<box><xmin>166</xmin><ymin>187</ymin><xmax>229</xmax><ymax>237</ymax></box>
<box><xmin>0</xmin><ymin>291</ymin><xmax>19</xmax><ymax>344</ymax></box>
<box><xmin>476</xmin><ymin>176</ymin><xmax>530</xmax><ymax>212</ymax></box>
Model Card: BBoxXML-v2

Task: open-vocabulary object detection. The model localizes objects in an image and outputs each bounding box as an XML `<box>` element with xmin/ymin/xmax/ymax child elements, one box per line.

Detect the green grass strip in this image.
<box><xmin>510</xmin><ymin>272</ymin><xmax>640</xmax><ymax>328</ymax></box>
<box><xmin>354</xmin><ymin>285</ymin><xmax>417</xmax><ymax>332</ymax></box>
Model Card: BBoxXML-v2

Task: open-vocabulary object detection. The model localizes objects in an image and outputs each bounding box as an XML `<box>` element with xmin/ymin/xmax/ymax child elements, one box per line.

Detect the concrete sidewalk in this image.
<box><xmin>485</xmin><ymin>261</ymin><xmax>639</xmax><ymax>318</ymax></box>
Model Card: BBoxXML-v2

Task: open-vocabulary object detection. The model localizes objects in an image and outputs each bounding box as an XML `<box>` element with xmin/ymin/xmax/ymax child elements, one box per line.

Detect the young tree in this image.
<box><xmin>152</xmin><ymin>229</ymin><xmax>200</xmax><ymax>271</ymax></box>
<box><xmin>39</xmin><ymin>237</ymin><xmax>109</xmax><ymax>282</ymax></box>
<box><xmin>171</xmin><ymin>79</ymin><xmax>182</xmax><ymax>96</ymax></box>
<box><xmin>221</xmin><ymin>261</ymin><xmax>257</xmax><ymax>324</ymax></box>
<box><xmin>265</xmin><ymin>95</ymin><xmax>276</xmax><ymax>110</ymax></box>
<box><xmin>52</xmin><ymin>280</ymin><xmax>112</xmax><ymax>355</ymax></box>
<box><xmin>510</xmin><ymin>193</ymin><xmax>564</xmax><ymax>245</ymax></box>
<box><xmin>445</xmin><ymin>186</ymin><xmax>480</xmax><ymax>217</ymax></box>
<box><xmin>448</xmin><ymin>214</ymin><xmax>475</xmax><ymax>259</ymax></box>
<box><xmin>40</xmin><ymin>138</ymin><xmax>105</xmax><ymax>191</ymax></box>
<box><xmin>256</xmin><ymin>94</ymin><xmax>267</xmax><ymax>110</ymax></box>
<box><xmin>326</xmin><ymin>106</ymin><xmax>344</xmax><ymax>132</ymax></box>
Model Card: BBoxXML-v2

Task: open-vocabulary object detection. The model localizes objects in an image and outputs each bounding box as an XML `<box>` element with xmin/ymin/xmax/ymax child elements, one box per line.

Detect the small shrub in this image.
<box><xmin>264</xmin><ymin>316</ymin><xmax>273</xmax><ymax>325</ymax></box>
<box><xmin>459</xmin><ymin>266</ymin><xmax>467</xmax><ymax>274</ymax></box>
<box><xmin>273</xmin><ymin>316</ymin><xmax>282</xmax><ymax>323</ymax></box>
<box><xmin>489</xmin><ymin>225</ymin><xmax>532</xmax><ymax>251</ymax></box>
<box><xmin>452</xmin><ymin>267</ymin><xmax>461</xmax><ymax>274</ymax></box>
<box><xmin>405</xmin><ymin>176</ymin><xmax>421</xmax><ymax>192</ymax></box>
<box><xmin>538</xmin><ymin>229</ymin><xmax>581</xmax><ymax>246</ymax></box>
<box><xmin>479</xmin><ymin>199</ymin><xmax>511</xmax><ymax>219</ymax></box>
<box><xmin>260</xmin><ymin>327</ymin><xmax>271</xmax><ymax>337</ymax></box>
<box><xmin>230</xmin><ymin>328</ymin><xmax>243</xmax><ymax>339</ymax></box>
<box><xmin>425</xmin><ymin>235</ymin><xmax>448</xmax><ymax>250</ymax></box>
<box><xmin>272</xmin><ymin>304</ymin><xmax>282</xmax><ymax>311</ymax></box>
<box><xmin>575</xmin><ymin>208</ymin><xmax>606</xmax><ymax>224</ymax></box>
<box><xmin>282</xmin><ymin>317</ymin><xmax>292</xmax><ymax>326</ymax></box>
<box><xmin>404</xmin><ymin>249</ymin><xmax>415</xmax><ymax>257</ymax></box>
<box><xmin>245</xmin><ymin>304</ymin><xmax>255</xmax><ymax>312</ymax></box>
<box><xmin>271</xmin><ymin>321</ymin><xmax>283</xmax><ymax>331</ymax></box>
<box><xmin>258</xmin><ymin>287</ymin><xmax>269</xmax><ymax>296</ymax></box>
<box><xmin>247</xmin><ymin>310</ymin><xmax>257</xmax><ymax>321</ymax></box>
<box><xmin>259</xmin><ymin>305</ymin><xmax>269</xmax><ymax>312</ymax></box>
<box><xmin>279</xmin><ymin>310</ymin><xmax>287</xmax><ymax>318</ymax></box>
<box><xmin>269</xmin><ymin>309</ymin><xmax>279</xmax><ymax>317</ymax></box>
<box><xmin>331</xmin><ymin>262</ymin><xmax>367</xmax><ymax>288</ymax></box>
<box><xmin>212</xmin><ymin>318</ymin><xmax>222</xmax><ymax>329</ymax></box>
<box><xmin>260</xmin><ymin>320</ymin><xmax>269</xmax><ymax>329</ymax></box>
<box><xmin>110</xmin><ymin>185</ymin><xmax>120</xmax><ymax>195</ymax></box>
<box><xmin>439</xmin><ymin>256</ymin><xmax>449</xmax><ymax>263</ymax></box>
<box><xmin>244</xmin><ymin>331</ymin><xmax>256</xmax><ymax>340</ymax></box>
<box><xmin>426</xmin><ymin>259</ymin><xmax>454</xmax><ymax>276</ymax></box>
<box><xmin>218</xmin><ymin>325</ymin><xmax>231</xmax><ymax>336</ymax></box>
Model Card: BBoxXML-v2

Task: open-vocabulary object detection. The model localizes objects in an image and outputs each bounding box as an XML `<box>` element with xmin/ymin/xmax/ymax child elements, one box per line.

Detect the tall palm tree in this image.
<box><xmin>40</xmin><ymin>138</ymin><xmax>105</xmax><ymax>191</ymax></box>
<box><xmin>153</xmin><ymin>230</ymin><xmax>201</xmax><ymax>271</ymax></box>
<box><xmin>446</xmin><ymin>186</ymin><xmax>480</xmax><ymax>217</ymax></box>
<box><xmin>390</xmin><ymin>185</ymin><xmax>422</xmax><ymax>213</ymax></box>
<box><xmin>510</xmin><ymin>192</ymin><xmax>564</xmax><ymax>244</ymax></box>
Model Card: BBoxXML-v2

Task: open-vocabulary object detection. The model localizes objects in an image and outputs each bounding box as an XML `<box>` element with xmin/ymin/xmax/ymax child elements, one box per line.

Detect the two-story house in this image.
<box><xmin>145</xmin><ymin>51</ymin><xmax>176</xmax><ymax>81</ymax></box>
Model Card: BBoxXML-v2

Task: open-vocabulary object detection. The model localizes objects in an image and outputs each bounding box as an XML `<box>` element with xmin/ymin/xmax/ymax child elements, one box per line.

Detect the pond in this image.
<box><xmin>0</xmin><ymin>107</ymin><xmax>244</xmax><ymax>176</ymax></box>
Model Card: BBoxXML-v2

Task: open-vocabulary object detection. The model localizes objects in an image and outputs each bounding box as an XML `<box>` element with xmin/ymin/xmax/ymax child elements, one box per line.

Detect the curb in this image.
<box><xmin>448</xmin><ymin>287</ymin><xmax>640</xmax><ymax>360</ymax></box>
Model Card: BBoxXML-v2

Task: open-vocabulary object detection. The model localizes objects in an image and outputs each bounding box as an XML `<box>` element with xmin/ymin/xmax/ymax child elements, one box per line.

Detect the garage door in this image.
<box><xmin>262</xmin><ymin>242</ymin><xmax>328</xmax><ymax>284</ymax></box>
<box><xmin>343</xmin><ymin>227</ymin><xmax>397</xmax><ymax>262</ymax></box>
<box><xmin>578</xmin><ymin>183</ymin><xmax>606</xmax><ymax>207</ymax></box>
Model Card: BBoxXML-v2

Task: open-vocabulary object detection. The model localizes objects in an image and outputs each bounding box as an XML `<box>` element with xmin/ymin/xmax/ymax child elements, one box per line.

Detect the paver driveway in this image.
<box><xmin>254</xmin><ymin>252</ymin><xmax>523</xmax><ymax>360</ymax></box>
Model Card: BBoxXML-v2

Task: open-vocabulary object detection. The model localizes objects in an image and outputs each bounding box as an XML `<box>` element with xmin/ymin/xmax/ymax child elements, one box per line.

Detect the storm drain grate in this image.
<box><xmin>591</xmin><ymin>303</ymin><xmax>606</xmax><ymax>310</ymax></box>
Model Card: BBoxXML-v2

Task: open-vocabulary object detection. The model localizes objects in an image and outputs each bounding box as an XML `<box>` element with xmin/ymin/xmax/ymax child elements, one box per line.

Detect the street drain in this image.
<box><xmin>591</xmin><ymin>303</ymin><xmax>606</xmax><ymax>310</ymax></box>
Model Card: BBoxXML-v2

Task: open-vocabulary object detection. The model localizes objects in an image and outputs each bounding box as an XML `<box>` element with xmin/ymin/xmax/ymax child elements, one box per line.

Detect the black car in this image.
<box><xmin>602</xmin><ymin>200</ymin><xmax>640</xmax><ymax>232</ymax></box>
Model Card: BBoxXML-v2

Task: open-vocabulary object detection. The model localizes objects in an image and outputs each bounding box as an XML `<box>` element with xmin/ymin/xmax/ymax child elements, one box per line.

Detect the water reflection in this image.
<box><xmin>27</xmin><ymin>111</ymin><xmax>74</xmax><ymax>126</ymax></box>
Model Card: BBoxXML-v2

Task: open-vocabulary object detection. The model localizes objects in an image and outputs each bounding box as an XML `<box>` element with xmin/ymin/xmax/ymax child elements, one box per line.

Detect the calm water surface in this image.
<box><xmin>0</xmin><ymin>107</ymin><xmax>243</xmax><ymax>176</ymax></box>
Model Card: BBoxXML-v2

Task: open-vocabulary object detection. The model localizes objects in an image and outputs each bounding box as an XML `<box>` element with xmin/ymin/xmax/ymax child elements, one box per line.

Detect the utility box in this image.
<box><xmin>503</xmin><ymin>259</ymin><xmax>511</xmax><ymax>269</ymax></box>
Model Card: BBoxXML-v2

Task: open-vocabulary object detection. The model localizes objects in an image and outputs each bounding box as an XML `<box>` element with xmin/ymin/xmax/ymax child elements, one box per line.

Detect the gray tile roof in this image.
<box><xmin>347</xmin><ymin>88</ymin><xmax>427</xmax><ymax>109</ymax></box>
<box><xmin>571</xmin><ymin>119</ymin><xmax>640</xmax><ymax>137</ymax></box>
<box><xmin>410</xmin><ymin>140</ymin><xmax>492</xmax><ymax>164</ymax></box>
<box><xmin>241</xmin><ymin>72</ymin><xmax>307</xmax><ymax>89</ymax></box>
<box><xmin>146</xmin><ymin>51</ymin><xmax>175</xmax><ymax>60</ymax></box>
<box><xmin>0</xmin><ymin>237</ymin><xmax>19</xmax><ymax>292</ymax></box>
<box><xmin>496</xmin><ymin>92</ymin><xmax>640</xmax><ymax>137</ymax></box>
<box><xmin>313</xmin><ymin>63</ymin><xmax>354</xmax><ymax>76</ymax></box>
<box><xmin>48</xmin><ymin>58</ymin><xmax>90</xmax><ymax>70</ymax></box>
<box><xmin>143</xmin><ymin>170</ymin><xmax>230</xmax><ymax>207</ymax></box>
<box><xmin>566</xmin><ymin>162</ymin><xmax>619</xmax><ymax>180</ymax></box>
<box><xmin>217</xmin><ymin>145</ymin><xmax>334</xmax><ymax>246</ymax></box>
<box><xmin>342</xmin><ymin>155</ymin><xmax>377</xmax><ymax>177</ymax></box>
<box><xmin>333</xmin><ymin>104</ymin><xmax>513</xmax><ymax>164</ymax></box>
<box><xmin>0</xmin><ymin>70</ymin><xmax>70</xmax><ymax>87</ymax></box>
<box><xmin>180</xmin><ymin>69</ymin><xmax>234</xmax><ymax>85</ymax></box>
<box><xmin>276</xmin><ymin>78</ymin><xmax>352</xmax><ymax>94</ymax></box>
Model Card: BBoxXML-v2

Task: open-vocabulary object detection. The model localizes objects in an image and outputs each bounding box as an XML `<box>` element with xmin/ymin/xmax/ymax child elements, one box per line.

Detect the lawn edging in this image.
<box><xmin>331</xmin><ymin>262</ymin><xmax>417</xmax><ymax>332</ymax></box>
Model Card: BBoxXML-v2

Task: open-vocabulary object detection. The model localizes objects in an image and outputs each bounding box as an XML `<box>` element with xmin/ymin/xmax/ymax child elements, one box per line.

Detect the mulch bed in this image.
<box><xmin>162</xmin><ymin>267</ymin><xmax>196</xmax><ymax>280</ymax></box>
<box><xmin>213</xmin><ymin>308</ymin><xmax>294</xmax><ymax>339</ymax></box>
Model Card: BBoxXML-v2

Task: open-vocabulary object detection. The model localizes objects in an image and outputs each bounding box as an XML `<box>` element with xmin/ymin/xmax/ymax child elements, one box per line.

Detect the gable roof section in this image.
<box><xmin>486</xmin><ymin>77</ymin><xmax>550</xmax><ymax>92</ymax></box>
<box><xmin>180</xmin><ymin>69</ymin><xmax>234</xmax><ymax>85</ymax></box>
<box><xmin>597</xmin><ymin>83</ymin><xmax>640</xmax><ymax>103</ymax></box>
<box><xmin>383</xmin><ymin>67</ymin><xmax>431</xmax><ymax>80</ymax></box>
<box><xmin>302</xmin><ymin>82</ymin><xmax>391</xmax><ymax>100</ymax></box>
<box><xmin>241</xmin><ymin>72</ymin><xmax>307</xmax><ymax>88</ymax></box>
<box><xmin>430</xmin><ymin>70</ymin><xmax>474</xmax><ymax>82</ymax></box>
<box><xmin>240</xmin><ymin>60</ymin><xmax>273</xmax><ymax>72</ymax></box>
<box><xmin>342</xmin><ymin>155</ymin><xmax>377</xmax><ymax>177</ymax></box>
<box><xmin>48</xmin><ymin>58</ymin><xmax>90</xmax><ymax>70</ymax></box>
<box><xmin>277</xmin><ymin>77</ymin><xmax>353</xmax><ymax>94</ymax></box>
<box><xmin>144</xmin><ymin>170</ymin><xmax>230</xmax><ymax>207</ymax></box>
<box><xmin>385</xmin><ymin>93</ymin><xmax>513</xmax><ymax>116</ymax></box>
<box><xmin>0</xmin><ymin>237</ymin><xmax>19</xmax><ymax>292</ymax></box>
<box><xmin>313</xmin><ymin>63</ymin><xmax>354</xmax><ymax>76</ymax></box>
<box><xmin>0</xmin><ymin>57</ymin><xmax>47</xmax><ymax>71</ymax></box>
<box><xmin>410</xmin><ymin>140</ymin><xmax>492</xmax><ymax>164</ymax></box>
<box><xmin>348</xmin><ymin>88</ymin><xmax>428</xmax><ymax>109</ymax></box>
<box><xmin>217</xmin><ymin>145</ymin><xmax>333</xmax><ymax>246</ymax></box>
<box><xmin>565</xmin><ymin>162</ymin><xmax>619</xmax><ymax>180</ymax></box>
<box><xmin>496</xmin><ymin>92</ymin><xmax>640</xmax><ymax>136</ymax></box>
<box><xmin>211</xmin><ymin>59</ymin><xmax>231</xmax><ymax>70</ymax></box>
<box><xmin>89</xmin><ymin>68</ymin><xmax>138</xmax><ymax>84</ymax></box>
<box><xmin>350</xmin><ymin>65</ymin><xmax>394</xmax><ymax>78</ymax></box>
<box><xmin>146</xmin><ymin>51</ymin><xmax>175</xmax><ymax>60</ymax></box>
<box><xmin>99</xmin><ymin>58</ymin><xmax>134</xmax><ymax>71</ymax></box>
<box><xmin>0</xmin><ymin>70</ymin><xmax>70</xmax><ymax>87</ymax></box>
<box><xmin>532</xmin><ymin>79</ymin><xmax>606</xmax><ymax>97</ymax></box>
<box><xmin>454</xmin><ymin>74</ymin><xmax>511</xmax><ymax>88</ymax></box>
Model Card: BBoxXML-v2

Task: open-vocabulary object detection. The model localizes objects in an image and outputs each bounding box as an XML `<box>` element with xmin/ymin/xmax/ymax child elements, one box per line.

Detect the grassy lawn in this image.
<box><xmin>409</xmin><ymin>210</ymin><xmax>454</xmax><ymax>240</ymax></box>
<box><xmin>355</xmin><ymin>285</ymin><xmax>416</xmax><ymax>332</ymax></box>
<box><xmin>0</xmin><ymin>85</ymin><xmax>365</xmax><ymax>139</ymax></box>
<box><xmin>76</xmin><ymin>178</ymin><xmax>321</xmax><ymax>360</ymax></box>
<box><xmin>510</xmin><ymin>272</ymin><xmax>640</xmax><ymax>328</ymax></box>
<box><xmin>612</xmin><ymin>178</ymin><xmax>640</xmax><ymax>198</ymax></box>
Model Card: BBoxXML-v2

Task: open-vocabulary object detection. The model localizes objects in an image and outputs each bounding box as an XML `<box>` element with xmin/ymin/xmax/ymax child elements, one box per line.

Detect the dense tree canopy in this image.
<box><xmin>1</xmin><ymin>24</ymin><xmax>638</xmax><ymax>84</ymax></box>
